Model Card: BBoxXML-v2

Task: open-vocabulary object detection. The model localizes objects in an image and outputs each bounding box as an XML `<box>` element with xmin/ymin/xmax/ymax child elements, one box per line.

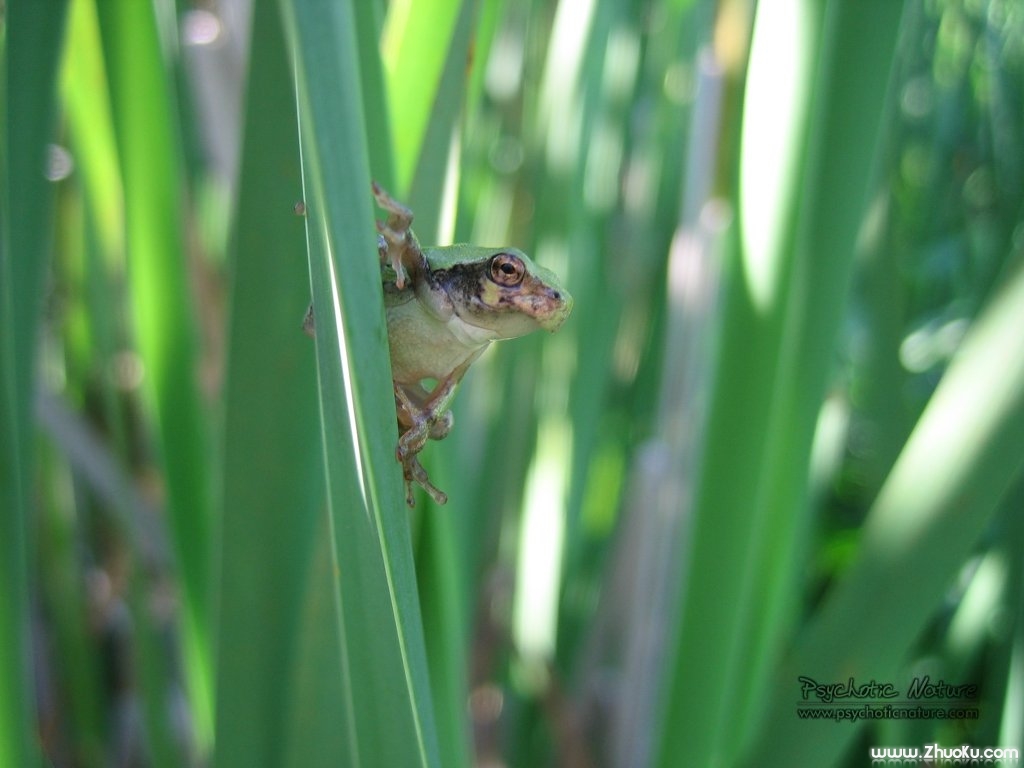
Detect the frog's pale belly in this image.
<box><xmin>386</xmin><ymin>298</ymin><xmax>496</xmax><ymax>385</ymax></box>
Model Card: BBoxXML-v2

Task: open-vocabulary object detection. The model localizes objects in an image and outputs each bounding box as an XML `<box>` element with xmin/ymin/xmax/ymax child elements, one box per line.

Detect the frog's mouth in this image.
<box><xmin>531</xmin><ymin>286</ymin><xmax>573</xmax><ymax>332</ymax></box>
<box><xmin>460</xmin><ymin>279</ymin><xmax>573</xmax><ymax>338</ymax></box>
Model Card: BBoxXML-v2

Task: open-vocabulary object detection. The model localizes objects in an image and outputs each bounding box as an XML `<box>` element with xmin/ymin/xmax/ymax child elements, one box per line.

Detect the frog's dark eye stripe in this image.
<box><xmin>490</xmin><ymin>252</ymin><xmax>526</xmax><ymax>287</ymax></box>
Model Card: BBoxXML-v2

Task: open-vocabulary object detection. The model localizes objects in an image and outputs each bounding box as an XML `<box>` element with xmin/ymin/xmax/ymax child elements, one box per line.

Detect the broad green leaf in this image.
<box><xmin>213</xmin><ymin>0</ymin><xmax>328</xmax><ymax>764</ymax></box>
<box><xmin>278</xmin><ymin>0</ymin><xmax>441</xmax><ymax>764</ymax></box>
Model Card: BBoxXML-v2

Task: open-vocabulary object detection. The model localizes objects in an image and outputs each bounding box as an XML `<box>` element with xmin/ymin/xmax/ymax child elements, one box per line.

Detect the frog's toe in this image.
<box><xmin>423</xmin><ymin>483</ymin><xmax>448</xmax><ymax>506</ymax></box>
<box><xmin>372</xmin><ymin>181</ymin><xmax>414</xmax><ymax>222</ymax></box>
<box><xmin>400</xmin><ymin>454</ymin><xmax>448</xmax><ymax>507</ymax></box>
<box><xmin>392</xmin><ymin>257</ymin><xmax>408</xmax><ymax>290</ymax></box>
<box><xmin>429</xmin><ymin>411</ymin><xmax>453</xmax><ymax>440</ymax></box>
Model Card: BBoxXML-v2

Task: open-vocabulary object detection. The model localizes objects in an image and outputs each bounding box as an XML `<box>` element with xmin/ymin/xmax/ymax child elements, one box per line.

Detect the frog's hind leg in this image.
<box><xmin>400</xmin><ymin>454</ymin><xmax>448</xmax><ymax>507</ymax></box>
<box><xmin>393</xmin><ymin>382</ymin><xmax>455</xmax><ymax>506</ymax></box>
<box><xmin>394</xmin><ymin>382</ymin><xmax>453</xmax><ymax>442</ymax></box>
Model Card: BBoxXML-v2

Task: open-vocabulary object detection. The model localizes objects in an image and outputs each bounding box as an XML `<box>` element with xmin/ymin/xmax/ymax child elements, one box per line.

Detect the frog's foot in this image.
<box><xmin>394</xmin><ymin>384</ymin><xmax>452</xmax><ymax>452</ymax></box>
<box><xmin>429</xmin><ymin>410</ymin><xmax>453</xmax><ymax>441</ymax></box>
<box><xmin>377</xmin><ymin>230</ymin><xmax>411</xmax><ymax>288</ymax></box>
<box><xmin>400</xmin><ymin>454</ymin><xmax>448</xmax><ymax>507</ymax></box>
<box><xmin>372</xmin><ymin>181</ymin><xmax>414</xmax><ymax>231</ymax></box>
<box><xmin>395</xmin><ymin>407</ymin><xmax>452</xmax><ymax>460</ymax></box>
<box><xmin>393</xmin><ymin>394</ymin><xmax>451</xmax><ymax>506</ymax></box>
<box><xmin>394</xmin><ymin>386</ymin><xmax>428</xmax><ymax>448</ymax></box>
<box><xmin>372</xmin><ymin>182</ymin><xmax>415</xmax><ymax>288</ymax></box>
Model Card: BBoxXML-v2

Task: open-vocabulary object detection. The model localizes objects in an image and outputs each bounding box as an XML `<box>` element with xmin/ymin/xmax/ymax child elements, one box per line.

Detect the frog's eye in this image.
<box><xmin>490</xmin><ymin>253</ymin><xmax>526</xmax><ymax>287</ymax></box>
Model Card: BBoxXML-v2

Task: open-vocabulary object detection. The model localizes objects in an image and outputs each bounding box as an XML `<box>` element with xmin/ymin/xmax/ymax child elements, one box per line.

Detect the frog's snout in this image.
<box><xmin>541</xmin><ymin>286</ymin><xmax>573</xmax><ymax>332</ymax></box>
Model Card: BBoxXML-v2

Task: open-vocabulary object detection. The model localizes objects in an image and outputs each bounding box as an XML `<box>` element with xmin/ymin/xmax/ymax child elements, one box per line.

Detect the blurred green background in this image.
<box><xmin>3</xmin><ymin>0</ymin><xmax>1023</xmax><ymax>766</ymax></box>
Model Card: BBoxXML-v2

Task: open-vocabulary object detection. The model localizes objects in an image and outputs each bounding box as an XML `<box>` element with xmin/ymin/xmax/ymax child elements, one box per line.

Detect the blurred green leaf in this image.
<box><xmin>353</xmin><ymin>0</ymin><xmax>396</xmax><ymax>189</ymax></box>
<box><xmin>0</xmin><ymin>2</ymin><xmax>69</xmax><ymax>767</ymax></box>
<box><xmin>406</xmin><ymin>0</ymin><xmax>479</xmax><ymax>241</ymax></box>
<box><xmin>383</xmin><ymin>0</ymin><xmax>466</xmax><ymax>197</ymax></box>
<box><xmin>655</xmin><ymin>2</ymin><xmax>904</xmax><ymax>765</ymax></box>
<box><xmin>750</xmin><ymin>258</ymin><xmax>1024</xmax><ymax>767</ymax></box>
<box><xmin>96</xmin><ymin>0</ymin><xmax>215</xmax><ymax>750</ymax></box>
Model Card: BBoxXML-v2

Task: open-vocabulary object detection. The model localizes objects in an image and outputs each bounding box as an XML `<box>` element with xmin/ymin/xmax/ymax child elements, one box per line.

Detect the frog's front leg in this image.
<box><xmin>373</xmin><ymin>180</ymin><xmax>413</xmax><ymax>233</ymax></box>
<box><xmin>373</xmin><ymin>181</ymin><xmax>426</xmax><ymax>290</ymax></box>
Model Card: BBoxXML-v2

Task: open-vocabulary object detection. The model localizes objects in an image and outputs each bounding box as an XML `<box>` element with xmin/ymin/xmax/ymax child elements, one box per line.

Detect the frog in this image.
<box><xmin>304</xmin><ymin>182</ymin><xmax>572</xmax><ymax>507</ymax></box>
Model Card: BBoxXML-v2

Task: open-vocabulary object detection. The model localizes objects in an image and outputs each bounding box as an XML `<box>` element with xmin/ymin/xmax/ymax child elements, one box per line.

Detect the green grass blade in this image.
<box><xmin>405</xmin><ymin>0</ymin><xmax>479</xmax><ymax>243</ymax></box>
<box><xmin>213</xmin><ymin>0</ymin><xmax>328</xmax><ymax>764</ymax></box>
<box><xmin>95</xmin><ymin>0</ymin><xmax>215</xmax><ymax>750</ymax></box>
<box><xmin>382</xmin><ymin>0</ymin><xmax>464</xmax><ymax>196</ymax></box>
<box><xmin>352</xmin><ymin>0</ymin><xmax>395</xmax><ymax>188</ymax></box>
<box><xmin>60</xmin><ymin>0</ymin><xmax>121</xmax><ymax>261</ymax></box>
<box><xmin>280</xmin><ymin>524</ymin><xmax>353</xmax><ymax>768</ymax></box>
<box><xmin>416</xmin><ymin>512</ymin><xmax>473</xmax><ymax>768</ymax></box>
<box><xmin>0</xmin><ymin>3</ymin><xmax>69</xmax><ymax>767</ymax></box>
<box><xmin>655</xmin><ymin>2</ymin><xmax>902</xmax><ymax>764</ymax></box>
<box><xmin>749</xmin><ymin>257</ymin><xmax>1024</xmax><ymax>767</ymax></box>
<box><xmin>732</xmin><ymin>0</ymin><xmax>905</xmax><ymax>743</ymax></box>
<box><xmin>279</xmin><ymin>0</ymin><xmax>441</xmax><ymax>764</ymax></box>
<box><xmin>652</xmin><ymin>2</ymin><xmax>800</xmax><ymax>761</ymax></box>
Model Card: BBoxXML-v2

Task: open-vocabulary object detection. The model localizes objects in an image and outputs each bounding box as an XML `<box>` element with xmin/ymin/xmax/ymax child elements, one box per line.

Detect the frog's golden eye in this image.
<box><xmin>490</xmin><ymin>253</ymin><xmax>526</xmax><ymax>287</ymax></box>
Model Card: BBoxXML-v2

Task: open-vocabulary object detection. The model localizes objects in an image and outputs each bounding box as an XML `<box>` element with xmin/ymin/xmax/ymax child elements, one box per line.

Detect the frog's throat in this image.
<box><xmin>444</xmin><ymin>312</ymin><xmax>501</xmax><ymax>349</ymax></box>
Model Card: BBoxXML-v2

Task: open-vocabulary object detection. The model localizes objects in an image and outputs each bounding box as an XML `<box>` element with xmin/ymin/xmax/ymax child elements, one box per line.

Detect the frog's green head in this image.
<box><xmin>431</xmin><ymin>247</ymin><xmax>573</xmax><ymax>339</ymax></box>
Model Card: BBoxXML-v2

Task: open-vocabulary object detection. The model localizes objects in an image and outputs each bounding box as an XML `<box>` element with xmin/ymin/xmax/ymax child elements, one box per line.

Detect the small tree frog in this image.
<box><xmin>305</xmin><ymin>183</ymin><xmax>573</xmax><ymax>507</ymax></box>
